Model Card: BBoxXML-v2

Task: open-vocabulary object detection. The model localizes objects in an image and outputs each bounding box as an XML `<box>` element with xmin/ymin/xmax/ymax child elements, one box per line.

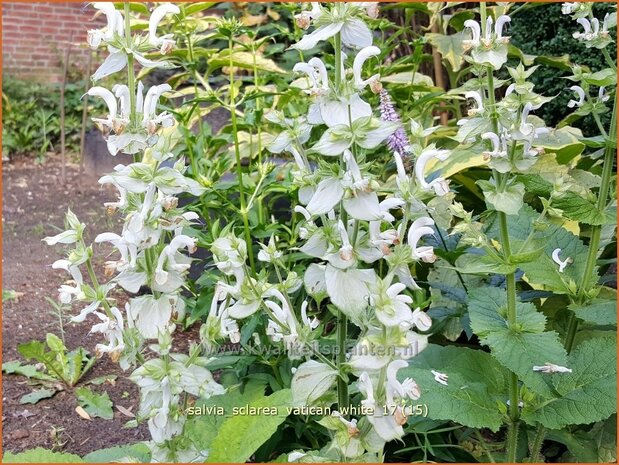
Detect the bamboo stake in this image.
<box><xmin>59</xmin><ymin>32</ymin><xmax>73</xmax><ymax>184</ymax></box>
<box><xmin>79</xmin><ymin>51</ymin><xmax>93</xmax><ymax>173</ymax></box>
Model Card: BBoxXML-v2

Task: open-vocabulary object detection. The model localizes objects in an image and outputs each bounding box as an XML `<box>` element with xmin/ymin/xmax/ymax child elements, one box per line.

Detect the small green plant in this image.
<box><xmin>2</xmin><ymin>333</ymin><xmax>100</xmax><ymax>406</ymax></box>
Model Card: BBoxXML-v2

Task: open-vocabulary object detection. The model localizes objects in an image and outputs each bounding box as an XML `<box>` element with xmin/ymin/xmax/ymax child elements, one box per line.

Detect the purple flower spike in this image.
<box><xmin>379</xmin><ymin>89</ymin><xmax>410</xmax><ymax>156</ymax></box>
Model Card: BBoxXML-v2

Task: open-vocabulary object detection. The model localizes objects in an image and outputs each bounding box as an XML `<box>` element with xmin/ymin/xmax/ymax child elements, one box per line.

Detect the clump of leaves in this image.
<box><xmin>2</xmin><ymin>333</ymin><xmax>104</xmax><ymax>406</ymax></box>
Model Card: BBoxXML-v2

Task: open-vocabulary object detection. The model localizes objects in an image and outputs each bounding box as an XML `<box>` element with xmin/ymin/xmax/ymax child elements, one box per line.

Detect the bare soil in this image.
<box><xmin>1</xmin><ymin>155</ymin><xmax>153</xmax><ymax>456</ymax></box>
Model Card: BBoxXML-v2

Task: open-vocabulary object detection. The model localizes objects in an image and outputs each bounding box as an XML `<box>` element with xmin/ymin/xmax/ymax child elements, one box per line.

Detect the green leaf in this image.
<box><xmin>185</xmin><ymin>381</ymin><xmax>268</xmax><ymax>451</ymax></box>
<box><xmin>206</xmin><ymin>389</ymin><xmax>293</xmax><ymax>463</ymax></box>
<box><xmin>2</xmin><ymin>361</ymin><xmax>56</xmax><ymax>382</ymax></box>
<box><xmin>399</xmin><ymin>345</ymin><xmax>508</xmax><ymax>431</ymax></box>
<box><xmin>209</xmin><ymin>50</ymin><xmax>285</xmax><ymax>74</ymax></box>
<box><xmin>519</xmin><ymin>226</ymin><xmax>591</xmax><ymax>295</ymax></box>
<box><xmin>570</xmin><ymin>297</ymin><xmax>617</xmax><ymax>326</ymax></box>
<box><xmin>427</xmin><ymin>32</ymin><xmax>466</xmax><ymax>72</ymax></box>
<box><xmin>20</xmin><ymin>388</ymin><xmax>58</xmax><ymax>404</ymax></box>
<box><xmin>478</xmin><ymin>180</ymin><xmax>525</xmax><ymax>215</ymax></box>
<box><xmin>2</xmin><ymin>448</ymin><xmax>83</xmax><ymax>463</ymax></box>
<box><xmin>522</xmin><ymin>336</ymin><xmax>617</xmax><ymax>429</ymax></box>
<box><xmin>468</xmin><ymin>287</ymin><xmax>567</xmax><ymax>398</ymax></box>
<box><xmin>534</xmin><ymin>126</ymin><xmax>585</xmax><ymax>164</ymax></box>
<box><xmin>519</xmin><ymin>175</ymin><xmax>611</xmax><ymax>225</ymax></box>
<box><xmin>82</xmin><ymin>443</ymin><xmax>151</xmax><ymax>463</ymax></box>
<box><xmin>75</xmin><ymin>387</ymin><xmax>114</xmax><ymax>420</ymax></box>
<box><xmin>453</xmin><ymin>254</ymin><xmax>516</xmax><ymax>275</ymax></box>
<box><xmin>381</xmin><ymin>71</ymin><xmax>435</xmax><ymax>87</ymax></box>
<box><xmin>582</xmin><ymin>68</ymin><xmax>617</xmax><ymax>87</ymax></box>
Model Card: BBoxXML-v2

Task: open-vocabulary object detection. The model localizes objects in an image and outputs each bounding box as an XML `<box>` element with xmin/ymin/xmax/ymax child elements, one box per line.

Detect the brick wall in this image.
<box><xmin>2</xmin><ymin>2</ymin><xmax>103</xmax><ymax>83</ymax></box>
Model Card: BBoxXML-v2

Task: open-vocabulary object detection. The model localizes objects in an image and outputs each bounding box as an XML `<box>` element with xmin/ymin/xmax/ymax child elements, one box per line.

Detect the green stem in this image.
<box><xmin>485</xmin><ymin>55</ymin><xmax>521</xmax><ymax>461</ymax></box>
<box><xmin>334</xmin><ymin>32</ymin><xmax>343</xmax><ymax>90</ymax></box>
<box><xmin>123</xmin><ymin>3</ymin><xmax>137</xmax><ymax>129</ymax></box>
<box><xmin>602</xmin><ymin>47</ymin><xmax>617</xmax><ymax>71</ymax></box>
<box><xmin>332</xmin><ymin>29</ymin><xmax>349</xmax><ymax>418</ymax></box>
<box><xmin>228</xmin><ymin>37</ymin><xmax>255</xmax><ymax>274</ymax></box>
<box><xmin>529</xmin><ymin>424</ymin><xmax>546</xmax><ymax>462</ymax></box>
<box><xmin>474</xmin><ymin>430</ymin><xmax>496</xmax><ymax>463</ymax></box>
<box><xmin>337</xmin><ymin>312</ymin><xmax>349</xmax><ymax>414</ymax></box>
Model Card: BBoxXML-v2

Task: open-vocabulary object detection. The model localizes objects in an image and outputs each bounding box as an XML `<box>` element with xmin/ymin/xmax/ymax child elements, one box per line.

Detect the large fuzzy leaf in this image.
<box><xmin>83</xmin><ymin>444</ymin><xmax>151</xmax><ymax>463</ymax></box>
<box><xmin>3</xmin><ymin>448</ymin><xmax>83</xmax><ymax>463</ymax></box>
<box><xmin>206</xmin><ymin>389</ymin><xmax>292</xmax><ymax>463</ymax></box>
<box><xmin>468</xmin><ymin>287</ymin><xmax>567</xmax><ymax>398</ymax></box>
<box><xmin>399</xmin><ymin>344</ymin><xmax>507</xmax><ymax>431</ymax></box>
<box><xmin>519</xmin><ymin>226</ymin><xmax>591</xmax><ymax>295</ymax></box>
<box><xmin>75</xmin><ymin>387</ymin><xmax>114</xmax><ymax>420</ymax></box>
<box><xmin>522</xmin><ymin>336</ymin><xmax>617</xmax><ymax>429</ymax></box>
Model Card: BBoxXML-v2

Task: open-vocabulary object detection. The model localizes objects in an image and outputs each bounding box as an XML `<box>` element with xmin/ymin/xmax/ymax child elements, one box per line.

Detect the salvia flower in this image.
<box><xmin>88</xmin><ymin>2</ymin><xmax>124</xmax><ymax>49</ymax></box>
<box><xmin>407</xmin><ymin>217</ymin><xmax>437</xmax><ymax>263</ymax></box>
<box><xmin>572</xmin><ymin>15</ymin><xmax>612</xmax><ymax>48</ymax></box>
<box><xmin>463</xmin><ymin>15</ymin><xmax>512</xmax><ymax>69</ymax></box>
<box><xmin>551</xmin><ymin>248</ymin><xmax>572</xmax><ymax>273</ymax></box>
<box><xmin>567</xmin><ymin>85</ymin><xmax>586</xmax><ymax>108</ymax></box>
<box><xmin>148</xmin><ymin>4</ymin><xmax>180</xmax><ymax>54</ymax></box>
<box><xmin>431</xmin><ymin>370</ymin><xmax>449</xmax><ymax>386</ymax></box>
<box><xmin>533</xmin><ymin>363</ymin><xmax>573</xmax><ymax>373</ymax></box>
<box><xmin>291</xmin><ymin>3</ymin><xmax>373</xmax><ymax>51</ymax></box>
<box><xmin>414</xmin><ymin>148</ymin><xmax>450</xmax><ymax>196</ymax></box>
<box><xmin>353</xmin><ymin>46</ymin><xmax>381</xmax><ymax>92</ymax></box>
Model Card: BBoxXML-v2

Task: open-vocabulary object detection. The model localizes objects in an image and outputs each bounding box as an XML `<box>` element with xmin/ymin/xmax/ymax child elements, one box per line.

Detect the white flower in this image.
<box><xmin>407</xmin><ymin>217</ymin><xmax>436</xmax><ymax>263</ymax></box>
<box><xmin>143</xmin><ymin>84</ymin><xmax>174</xmax><ymax>133</ymax></box>
<box><xmin>481</xmin><ymin>132</ymin><xmax>508</xmax><ymax>160</ymax></box>
<box><xmin>294</xmin><ymin>2</ymin><xmax>322</xmax><ymax>30</ymax></box>
<box><xmin>567</xmin><ymin>85</ymin><xmax>586</xmax><ymax>108</ymax></box>
<box><xmin>96</xmin><ymin>232</ymin><xmax>138</xmax><ymax>271</ymax></box>
<box><xmin>353</xmin><ymin>46</ymin><xmax>381</xmax><ymax>90</ymax></box>
<box><xmin>88</xmin><ymin>2</ymin><xmax>124</xmax><ymax>49</ymax></box>
<box><xmin>212</xmin><ymin>236</ymin><xmax>247</xmax><ymax>274</ymax></box>
<box><xmin>126</xmin><ymin>294</ymin><xmax>182</xmax><ymax>339</ymax></box>
<box><xmin>155</xmin><ymin>235</ymin><xmax>196</xmax><ymax>288</ymax></box>
<box><xmin>207</xmin><ymin>286</ymin><xmax>241</xmax><ymax>344</ymax></box>
<box><xmin>551</xmin><ymin>248</ymin><xmax>572</xmax><ymax>273</ymax></box>
<box><xmin>371</xmin><ymin>281</ymin><xmax>414</xmax><ymax>328</ymax></box>
<box><xmin>43</xmin><ymin>229</ymin><xmax>79</xmax><ymax>246</ymax></box>
<box><xmin>258</xmin><ymin>235</ymin><xmax>283</xmax><ymax>263</ymax></box>
<box><xmin>358</xmin><ymin>372</ymin><xmax>376</xmax><ymax>410</ymax></box>
<box><xmin>52</xmin><ymin>259</ymin><xmax>84</xmax><ymax>304</ymax></box>
<box><xmin>431</xmin><ymin>370</ymin><xmax>448</xmax><ymax>386</ymax></box>
<box><xmin>411</xmin><ymin>308</ymin><xmax>432</xmax><ymax>332</ymax></box>
<box><xmin>291</xmin><ymin>4</ymin><xmax>373</xmax><ymax>51</ymax></box>
<box><xmin>562</xmin><ymin>2</ymin><xmax>581</xmax><ymax>15</ymax></box>
<box><xmin>90</xmin><ymin>307</ymin><xmax>125</xmax><ymax>360</ymax></box>
<box><xmin>148</xmin><ymin>4</ymin><xmax>180</xmax><ymax>54</ymax></box>
<box><xmin>87</xmin><ymin>86</ymin><xmax>118</xmax><ymax>129</ymax></box>
<box><xmin>533</xmin><ymin>363</ymin><xmax>572</xmax><ymax>373</ymax></box>
<box><xmin>293</xmin><ymin>57</ymin><xmax>329</xmax><ymax>95</ymax></box>
<box><xmin>599</xmin><ymin>86</ymin><xmax>610</xmax><ymax>102</ymax></box>
<box><xmin>465</xmin><ymin>91</ymin><xmax>484</xmax><ymax>116</ymax></box>
<box><xmin>463</xmin><ymin>19</ymin><xmax>482</xmax><ymax>49</ymax></box>
<box><xmin>300</xmin><ymin>300</ymin><xmax>320</xmax><ymax>330</ymax></box>
<box><xmin>386</xmin><ymin>359</ymin><xmax>421</xmax><ymax>405</ymax></box>
<box><xmin>414</xmin><ymin>148</ymin><xmax>450</xmax><ymax>196</ymax></box>
<box><xmin>264</xmin><ymin>289</ymin><xmax>299</xmax><ymax>349</ymax></box>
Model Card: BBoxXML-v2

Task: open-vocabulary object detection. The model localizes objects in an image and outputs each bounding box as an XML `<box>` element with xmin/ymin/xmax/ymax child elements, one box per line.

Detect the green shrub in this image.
<box><xmin>2</xmin><ymin>76</ymin><xmax>102</xmax><ymax>162</ymax></box>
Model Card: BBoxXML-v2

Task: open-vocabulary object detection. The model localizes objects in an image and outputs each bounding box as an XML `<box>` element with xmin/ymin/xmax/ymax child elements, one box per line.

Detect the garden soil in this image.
<box><xmin>2</xmin><ymin>155</ymin><xmax>199</xmax><ymax>456</ymax></box>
